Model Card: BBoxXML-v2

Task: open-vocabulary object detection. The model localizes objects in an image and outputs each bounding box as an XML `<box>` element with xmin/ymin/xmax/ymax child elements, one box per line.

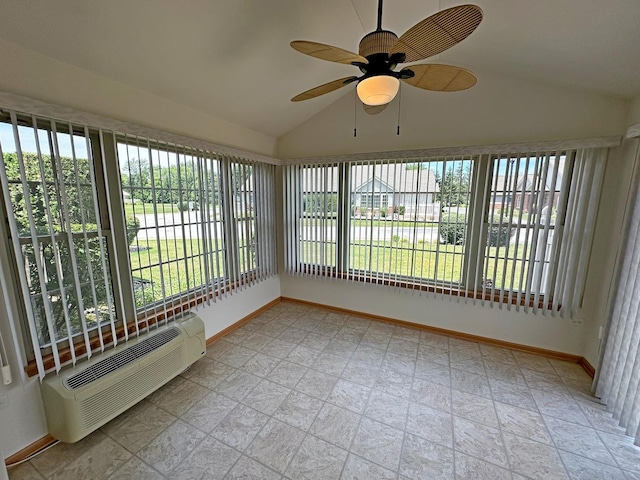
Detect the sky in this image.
<box><xmin>0</xmin><ymin>123</ymin><xmax>87</xmax><ymax>158</ymax></box>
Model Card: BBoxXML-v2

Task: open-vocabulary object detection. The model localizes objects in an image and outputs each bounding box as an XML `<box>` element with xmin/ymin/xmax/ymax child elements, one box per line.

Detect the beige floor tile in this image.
<box><xmin>22</xmin><ymin>303</ymin><xmax>640</xmax><ymax>480</ymax></box>
<box><xmin>351</xmin><ymin>417</ymin><xmax>404</xmax><ymax>471</ymax></box>
<box><xmin>285</xmin><ymin>435</ymin><xmax>348</xmax><ymax>480</ymax></box>
<box><xmin>399</xmin><ymin>433</ymin><xmax>454</xmax><ymax>480</ymax></box>
<box><xmin>136</xmin><ymin>420</ymin><xmax>206</xmax><ymax>475</ymax></box>
<box><xmin>102</xmin><ymin>400</ymin><xmax>176</xmax><ymax>453</ymax></box>
<box><xmin>503</xmin><ymin>432</ymin><xmax>568</xmax><ymax>480</ymax></box>
<box><xmin>169</xmin><ymin>436</ymin><xmax>240</xmax><ymax>480</ymax></box>
<box><xmin>244</xmin><ymin>418</ymin><xmax>306</xmax><ymax>474</ymax></box>
<box><xmin>50</xmin><ymin>435</ymin><xmax>132</xmax><ymax>480</ymax></box>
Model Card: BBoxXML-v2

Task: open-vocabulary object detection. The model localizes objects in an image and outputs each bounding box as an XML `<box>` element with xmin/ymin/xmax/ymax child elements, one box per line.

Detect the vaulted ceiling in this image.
<box><xmin>0</xmin><ymin>0</ymin><xmax>639</xmax><ymax>138</ymax></box>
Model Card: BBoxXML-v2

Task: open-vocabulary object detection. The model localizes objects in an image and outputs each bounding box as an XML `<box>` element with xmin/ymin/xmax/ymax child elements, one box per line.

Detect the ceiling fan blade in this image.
<box><xmin>291</xmin><ymin>76</ymin><xmax>358</xmax><ymax>102</ymax></box>
<box><xmin>363</xmin><ymin>103</ymin><xmax>388</xmax><ymax>115</ymax></box>
<box><xmin>291</xmin><ymin>40</ymin><xmax>368</xmax><ymax>65</ymax></box>
<box><xmin>390</xmin><ymin>4</ymin><xmax>483</xmax><ymax>63</ymax></box>
<box><xmin>401</xmin><ymin>64</ymin><xmax>477</xmax><ymax>92</ymax></box>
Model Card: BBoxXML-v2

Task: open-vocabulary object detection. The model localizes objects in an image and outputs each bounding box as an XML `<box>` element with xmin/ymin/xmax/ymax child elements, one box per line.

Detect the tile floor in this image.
<box><xmin>8</xmin><ymin>301</ymin><xmax>640</xmax><ymax>479</ymax></box>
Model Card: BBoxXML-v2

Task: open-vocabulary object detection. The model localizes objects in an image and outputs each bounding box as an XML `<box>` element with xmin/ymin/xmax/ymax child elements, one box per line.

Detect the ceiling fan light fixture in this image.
<box><xmin>357</xmin><ymin>75</ymin><xmax>400</xmax><ymax>106</ymax></box>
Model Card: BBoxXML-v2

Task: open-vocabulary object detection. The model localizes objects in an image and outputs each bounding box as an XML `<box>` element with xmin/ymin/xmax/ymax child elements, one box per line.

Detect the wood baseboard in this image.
<box><xmin>579</xmin><ymin>357</ymin><xmax>596</xmax><ymax>379</ymax></box>
<box><xmin>5</xmin><ymin>434</ymin><xmax>56</xmax><ymax>467</ymax></box>
<box><xmin>280</xmin><ymin>296</ymin><xmax>588</xmax><ymax>365</ymax></box>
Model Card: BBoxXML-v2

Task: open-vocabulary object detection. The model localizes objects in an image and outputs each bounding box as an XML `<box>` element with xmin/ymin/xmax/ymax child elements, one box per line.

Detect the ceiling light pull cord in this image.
<box><xmin>354</xmin><ymin>90</ymin><xmax>358</xmax><ymax>137</ymax></box>
<box><xmin>396</xmin><ymin>83</ymin><xmax>402</xmax><ymax>135</ymax></box>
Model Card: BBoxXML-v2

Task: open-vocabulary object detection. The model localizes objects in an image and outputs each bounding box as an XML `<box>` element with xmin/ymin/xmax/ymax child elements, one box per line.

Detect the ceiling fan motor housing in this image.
<box><xmin>359</xmin><ymin>30</ymin><xmax>398</xmax><ymax>58</ymax></box>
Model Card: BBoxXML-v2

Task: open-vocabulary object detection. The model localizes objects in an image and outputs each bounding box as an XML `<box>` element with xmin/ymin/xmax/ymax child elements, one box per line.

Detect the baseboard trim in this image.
<box><xmin>579</xmin><ymin>357</ymin><xmax>596</xmax><ymax>379</ymax></box>
<box><xmin>205</xmin><ymin>297</ymin><xmax>282</xmax><ymax>347</ymax></box>
<box><xmin>280</xmin><ymin>296</ymin><xmax>588</xmax><ymax>365</ymax></box>
<box><xmin>5</xmin><ymin>434</ymin><xmax>56</xmax><ymax>468</ymax></box>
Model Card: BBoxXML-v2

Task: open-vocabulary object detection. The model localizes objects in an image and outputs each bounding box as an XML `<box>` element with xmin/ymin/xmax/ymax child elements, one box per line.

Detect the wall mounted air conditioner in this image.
<box><xmin>41</xmin><ymin>312</ymin><xmax>206</xmax><ymax>443</ymax></box>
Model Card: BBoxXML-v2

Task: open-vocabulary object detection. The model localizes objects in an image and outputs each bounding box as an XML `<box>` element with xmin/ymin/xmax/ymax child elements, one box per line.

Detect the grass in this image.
<box><xmin>302</xmin><ymin>218</ymin><xmax>438</xmax><ymax>228</ymax></box>
<box><xmin>128</xmin><ymin>233</ymin><xmax>539</xmax><ymax>309</ymax></box>
<box><xmin>123</xmin><ymin>202</ymin><xmax>181</xmax><ymax>217</ymax></box>
<box><xmin>301</xmin><ymin>239</ymin><xmax>535</xmax><ymax>291</ymax></box>
<box><xmin>129</xmin><ymin>238</ymin><xmax>254</xmax><ymax>307</ymax></box>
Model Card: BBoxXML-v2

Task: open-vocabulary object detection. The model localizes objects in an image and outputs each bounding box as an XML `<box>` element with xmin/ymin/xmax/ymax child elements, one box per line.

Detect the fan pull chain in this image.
<box><xmin>396</xmin><ymin>83</ymin><xmax>402</xmax><ymax>135</ymax></box>
<box><xmin>354</xmin><ymin>90</ymin><xmax>358</xmax><ymax>137</ymax></box>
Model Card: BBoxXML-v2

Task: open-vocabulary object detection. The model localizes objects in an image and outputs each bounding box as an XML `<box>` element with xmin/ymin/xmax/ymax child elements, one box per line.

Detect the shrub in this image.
<box><xmin>380</xmin><ymin>209</ymin><xmax>387</xmax><ymax>218</ymax></box>
<box><xmin>178</xmin><ymin>201</ymin><xmax>198</xmax><ymax>212</ymax></box>
<box><xmin>487</xmin><ymin>217</ymin><xmax>515</xmax><ymax>247</ymax></box>
<box><xmin>303</xmin><ymin>193</ymin><xmax>338</xmax><ymax>215</ymax></box>
<box><xmin>439</xmin><ymin>213</ymin><xmax>466</xmax><ymax>245</ymax></box>
<box><xmin>126</xmin><ymin>215</ymin><xmax>140</xmax><ymax>245</ymax></box>
<box><xmin>397</xmin><ymin>205</ymin><xmax>405</xmax><ymax>216</ymax></box>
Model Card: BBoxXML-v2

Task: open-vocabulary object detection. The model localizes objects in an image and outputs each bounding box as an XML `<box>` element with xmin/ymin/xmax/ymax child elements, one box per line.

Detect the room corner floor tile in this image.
<box><xmin>11</xmin><ymin>301</ymin><xmax>640</xmax><ymax>480</ymax></box>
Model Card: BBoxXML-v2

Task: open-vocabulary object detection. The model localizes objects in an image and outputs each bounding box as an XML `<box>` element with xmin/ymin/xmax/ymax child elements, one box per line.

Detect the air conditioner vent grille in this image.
<box><xmin>65</xmin><ymin>328</ymin><xmax>181</xmax><ymax>390</ymax></box>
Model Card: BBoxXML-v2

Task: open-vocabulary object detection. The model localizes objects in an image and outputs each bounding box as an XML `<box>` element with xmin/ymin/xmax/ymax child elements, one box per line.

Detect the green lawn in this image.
<box><xmin>129</xmin><ymin>235</ymin><xmax>536</xmax><ymax>309</ymax></box>
<box><xmin>301</xmin><ymin>218</ymin><xmax>438</xmax><ymax>228</ymax></box>
<box><xmin>301</xmin><ymin>239</ymin><xmax>533</xmax><ymax>291</ymax></box>
<box><xmin>123</xmin><ymin>202</ymin><xmax>181</xmax><ymax>217</ymax></box>
<box><xmin>129</xmin><ymin>238</ymin><xmax>255</xmax><ymax>308</ymax></box>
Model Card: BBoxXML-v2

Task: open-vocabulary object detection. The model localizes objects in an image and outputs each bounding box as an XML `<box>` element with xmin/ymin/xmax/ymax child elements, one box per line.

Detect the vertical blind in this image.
<box><xmin>0</xmin><ymin>110</ymin><xmax>277</xmax><ymax>378</ymax></box>
<box><xmin>0</xmin><ymin>112</ymin><xmax>116</xmax><ymax>377</ymax></box>
<box><xmin>596</xmin><ymin>138</ymin><xmax>640</xmax><ymax>446</ymax></box>
<box><xmin>283</xmin><ymin>147</ymin><xmax>607</xmax><ymax>317</ymax></box>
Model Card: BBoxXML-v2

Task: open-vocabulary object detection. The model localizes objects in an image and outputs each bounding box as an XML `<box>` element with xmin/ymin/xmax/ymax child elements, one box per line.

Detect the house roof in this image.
<box><xmin>0</xmin><ymin>1</ymin><xmax>638</xmax><ymax>138</ymax></box>
<box><xmin>300</xmin><ymin>163</ymin><xmax>439</xmax><ymax>193</ymax></box>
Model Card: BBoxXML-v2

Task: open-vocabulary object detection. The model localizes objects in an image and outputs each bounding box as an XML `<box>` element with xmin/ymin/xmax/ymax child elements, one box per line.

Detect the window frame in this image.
<box><xmin>0</xmin><ymin>112</ymin><xmax>278</xmax><ymax>377</ymax></box>
<box><xmin>286</xmin><ymin>152</ymin><xmax>581</xmax><ymax>309</ymax></box>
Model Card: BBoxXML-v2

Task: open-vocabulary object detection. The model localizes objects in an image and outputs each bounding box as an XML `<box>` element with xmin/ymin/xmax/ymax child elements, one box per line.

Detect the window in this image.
<box><xmin>289</xmin><ymin>164</ymin><xmax>339</xmax><ymax>271</ymax></box>
<box><xmin>284</xmin><ymin>147</ymin><xmax>607</xmax><ymax>317</ymax></box>
<box><xmin>0</xmin><ymin>109</ymin><xmax>278</xmax><ymax>378</ymax></box>
<box><xmin>118</xmin><ymin>138</ymin><xmax>226</xmax><ymax>313</ymax></box>
<box><xmin>117</xmin><ymin>138</ymin><xmax>278</xmax><ymax>316</ymax></box>
<box><xmin>0</xmin><ymin>112</ymin><xmax>115</xmax><ymax>374</ymax></box>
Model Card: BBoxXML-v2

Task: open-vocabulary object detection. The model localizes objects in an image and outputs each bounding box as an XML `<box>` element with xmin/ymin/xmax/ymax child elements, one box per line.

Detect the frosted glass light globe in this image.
<box><xmin>356</xmin><ymin>75</ymin><xmax>400</xmax><ymax>106</ymax></box>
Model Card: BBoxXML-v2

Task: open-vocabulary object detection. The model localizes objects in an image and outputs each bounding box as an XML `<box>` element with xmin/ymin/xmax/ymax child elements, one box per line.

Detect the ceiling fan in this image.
<box><xmin>290</xmin><ymin>1</ymin><xmax>483</xmax><ymax>114</ymax></box>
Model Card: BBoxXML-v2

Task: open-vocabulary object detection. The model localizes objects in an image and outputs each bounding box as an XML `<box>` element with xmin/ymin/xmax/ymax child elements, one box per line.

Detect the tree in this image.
<box><xmin>120</xmin><ymin>158</ymin><xmax>217</xmax><ymax>206</ymax></box>
<box><xmin>303</xmin><ymin>193</ymin><xmax>338</xmax><ymax>215</ymax></box>
<box><xmin>3</xmin><ymin>152</ymin><xmax>137</xmax><ymax>345</ymax></box>
<box><xmin>435</xmin><ymin>163</ymin><xmax>471</xmax><ymax>206</ymax></box>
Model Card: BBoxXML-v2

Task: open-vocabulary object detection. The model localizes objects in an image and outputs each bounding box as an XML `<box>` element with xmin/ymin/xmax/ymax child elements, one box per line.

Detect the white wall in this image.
<box><xmin>628</xmin><ymin>95</ymin><xmax>640</xmax><ymax>125</ymax></box>
<box><xmin>196</xmin><ymin>277</ymin><xmax>281</xmax><ymax>340</ymax></box>
<box><xmin>277</xmin><ymin>68</ymin><xmax>629</xmax><ymax>158</ymax></box>
<box><xmin>282</xmin><ymin>275</ymin><xmax>589</xmax><ymax>354</ymax></box>
<box><xmin>0</xmin><ymin>38</ymin><xmax>277</xmax><ymax>157</ymax></box>
<box><xmin>0</xmin><ymin>276</ymin><xmax>48</xmax><ymax>459</ymax></box>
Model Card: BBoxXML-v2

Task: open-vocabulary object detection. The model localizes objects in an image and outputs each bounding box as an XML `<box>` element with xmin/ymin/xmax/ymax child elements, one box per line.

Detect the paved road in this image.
<box><xmin>133</xmin><ymin>212</ymin><xmax>552</xmax><ymax>247</ymax></box>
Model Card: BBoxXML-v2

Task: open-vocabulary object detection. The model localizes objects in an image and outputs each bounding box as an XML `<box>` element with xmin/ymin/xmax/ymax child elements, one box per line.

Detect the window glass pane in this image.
<box><xmin>230</xmin><ymin>161</ymin><xmax>257</xmax><ymax>274</ymax></box>
<box><xmin>300</xmin><ymin>165</ymin><xmax>338</xmax><ymax>268</ymax></box>
<box><xmin>348</xmin><ymin>160</ymin><xmax>473</xmax><ymax>284</ymax></box>
<box><xmin>0</xmin><ymin>120</ymin><xmax>114</xmax><ymax>347</ymax></box>
<box><xmin>485</xmin><ymin>154</ymin><xmax>564</xmax><ymax>294</ymax></box>
<box><xmin>119</xmin><ymin>142</ymin><xmax>225</xmax><ymax>310</ymax></box>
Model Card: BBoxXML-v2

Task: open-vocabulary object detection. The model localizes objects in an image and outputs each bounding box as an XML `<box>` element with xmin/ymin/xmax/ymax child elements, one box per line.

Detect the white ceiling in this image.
<box><xmin>0</xmin><ymin>0</ymin><xmax>639</xmax><ymax>138</ymax></box>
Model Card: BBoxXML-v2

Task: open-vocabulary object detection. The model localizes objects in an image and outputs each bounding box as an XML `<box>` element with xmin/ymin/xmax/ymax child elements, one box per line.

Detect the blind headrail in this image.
<box><xmin>283</xmin><ymin>136</ymin><xmax>622</xmax><ymax>166</ymax></box>
<box><xmin>0</xmin><ymin>91</ymin><xmax>280</xmax><ymax>165</ymax></box>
